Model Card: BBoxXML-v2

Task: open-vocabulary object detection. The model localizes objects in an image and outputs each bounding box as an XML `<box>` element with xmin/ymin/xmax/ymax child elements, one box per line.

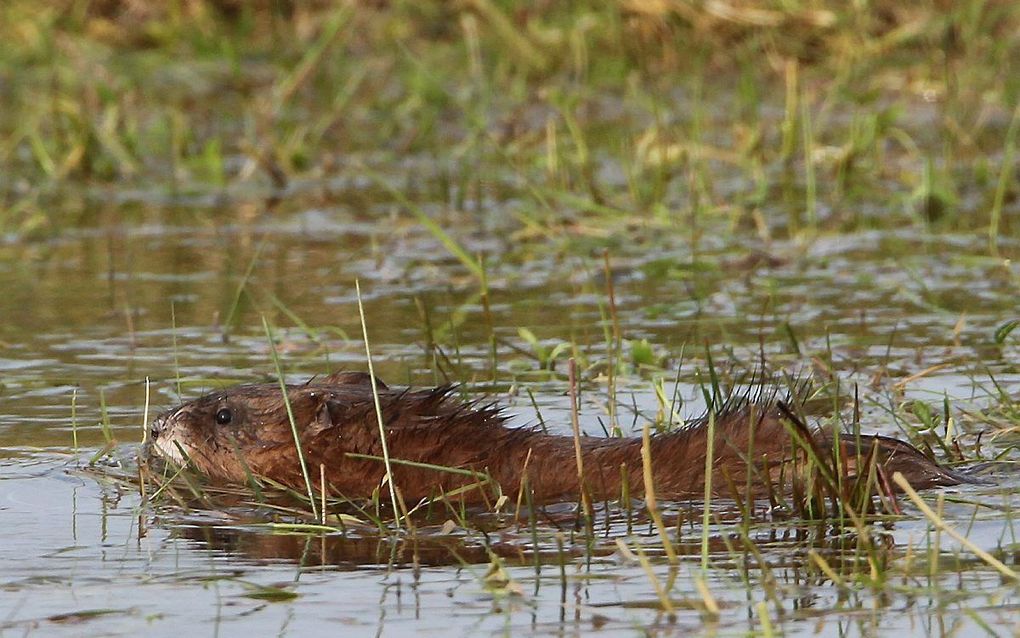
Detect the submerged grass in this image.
<box><xmin>123</xmin><ymin>347</ymin><xmax>1013</xmax><ymax>592</ymax></box>
<box><xmin>103</xmin><ymin>362</ymin><xmax>1014</xmax><ymax>634</ymax></box>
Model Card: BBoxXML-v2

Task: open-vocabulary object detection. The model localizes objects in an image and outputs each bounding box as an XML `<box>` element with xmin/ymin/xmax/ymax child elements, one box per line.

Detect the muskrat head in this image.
<box><xmin>149</xmin><ymin>383</ymin><xmax>325</xmax><ymax>482</ymax></box>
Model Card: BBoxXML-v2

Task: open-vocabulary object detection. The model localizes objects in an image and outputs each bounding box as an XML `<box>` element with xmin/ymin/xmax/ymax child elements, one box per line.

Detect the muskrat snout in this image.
<box><xmin>149</xmin><ymin>414</ymin><xmax>170</xmax><ymax>441</ymax></box>
<box><xmin>146</xmin><ymin>410</ymin><xmax>190</xmax><ymax>466</ymax></box>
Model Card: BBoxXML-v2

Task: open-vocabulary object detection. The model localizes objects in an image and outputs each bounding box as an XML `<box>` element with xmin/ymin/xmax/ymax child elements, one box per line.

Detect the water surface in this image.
<box><xmin>1</xmin><ymin>200</ymin><xmax>1019</xmax><ymax>637</ymax></box>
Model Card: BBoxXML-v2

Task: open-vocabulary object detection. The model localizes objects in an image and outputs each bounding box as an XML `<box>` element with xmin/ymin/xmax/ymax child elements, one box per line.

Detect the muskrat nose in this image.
<box><xmin>149</xmin><ymin>415</ymin><xmax>168</xmax><ymax>440</ymax></box>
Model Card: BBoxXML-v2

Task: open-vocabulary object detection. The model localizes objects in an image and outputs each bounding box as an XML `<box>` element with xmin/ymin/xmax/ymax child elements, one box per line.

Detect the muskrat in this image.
<box><xmin>149</xmin><ymin>371</ymin><xmax>978</xmax><ymax>505</ymax></box>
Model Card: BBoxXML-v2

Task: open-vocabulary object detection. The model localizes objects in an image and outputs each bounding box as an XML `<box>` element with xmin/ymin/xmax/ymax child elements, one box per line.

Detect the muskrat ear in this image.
<box><xmin>318</xmin><ymin>371</ymin><xmax>389</xmax><ymax>390</ymax></box>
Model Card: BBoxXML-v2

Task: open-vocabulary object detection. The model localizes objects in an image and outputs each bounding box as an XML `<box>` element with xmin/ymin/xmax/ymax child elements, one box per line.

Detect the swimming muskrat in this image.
<box><xmin>149</xmin><ymin>371</ymin><xmax>978</xmax><ymax>505</ymax></box>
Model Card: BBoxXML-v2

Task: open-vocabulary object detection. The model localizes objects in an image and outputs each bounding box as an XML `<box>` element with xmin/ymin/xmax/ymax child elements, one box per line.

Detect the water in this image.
<box><xmin>1</xmin><ymin>200</ymin><xmax>1018</xmax><ymax>636</ymax></box>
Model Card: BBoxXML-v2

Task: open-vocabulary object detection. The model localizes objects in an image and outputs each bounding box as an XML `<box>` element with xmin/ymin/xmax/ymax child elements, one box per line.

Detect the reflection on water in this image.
<box><xmin>1</xmin><ymin>207</ymin><xmax>1019</xmax><ymax>636</ymax></box>
<box><xmin>3</xmin><ymin>455</ymin><xmax>1017</xmax><ymax>636</ymax></box>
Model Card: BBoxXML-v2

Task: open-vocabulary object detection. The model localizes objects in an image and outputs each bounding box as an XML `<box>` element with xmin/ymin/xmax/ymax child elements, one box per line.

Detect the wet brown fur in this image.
<box><xmin>149</xmin><ymin>372</ymin><xmax>973</xmax><ymax>505</ymax></box>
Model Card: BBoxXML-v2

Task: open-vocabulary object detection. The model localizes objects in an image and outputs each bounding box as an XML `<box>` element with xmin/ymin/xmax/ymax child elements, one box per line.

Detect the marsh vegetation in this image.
<box><xmin>1</xmin><ymin>1</ymin><xmax>1019</xmax><ymax>635</ymax></box>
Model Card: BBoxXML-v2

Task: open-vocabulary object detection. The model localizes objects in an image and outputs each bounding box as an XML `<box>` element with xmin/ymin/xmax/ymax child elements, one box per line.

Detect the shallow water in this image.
<box><xmin>1</xmin><ymin>201</ymin><xmax>1019</xmax><ymax>636</ymax></box>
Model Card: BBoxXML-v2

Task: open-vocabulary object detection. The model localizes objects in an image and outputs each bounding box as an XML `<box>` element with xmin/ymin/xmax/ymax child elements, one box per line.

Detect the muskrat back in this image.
<box><xmin>149</xmin><ymin>371</ymin><xmax>978</xmax><ymax>505</ymax></box>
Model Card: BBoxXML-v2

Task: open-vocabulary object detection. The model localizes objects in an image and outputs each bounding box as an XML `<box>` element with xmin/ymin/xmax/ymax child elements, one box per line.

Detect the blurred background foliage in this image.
<box><xmin>0</xmin><ymin>0</ymin><xmax>1018</xmax><ymax>241</ymax></box>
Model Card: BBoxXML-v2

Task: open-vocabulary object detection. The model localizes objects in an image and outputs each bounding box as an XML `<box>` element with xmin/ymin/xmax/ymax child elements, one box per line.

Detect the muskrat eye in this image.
<box><xmin>214</xmin><ymin>407</ymin><xmax>233</xmax><ymax>425</ymax></box>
